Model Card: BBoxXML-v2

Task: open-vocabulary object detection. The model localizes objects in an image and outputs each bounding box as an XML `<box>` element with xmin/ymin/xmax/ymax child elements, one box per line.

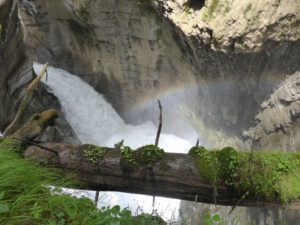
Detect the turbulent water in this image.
<box><xmin>33</xmin><ymin>62</ymin><xmax>194</xmax><ymax>221</ymax></box>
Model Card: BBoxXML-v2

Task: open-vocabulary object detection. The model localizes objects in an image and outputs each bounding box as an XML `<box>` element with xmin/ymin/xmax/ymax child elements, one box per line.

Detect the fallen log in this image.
<box><xmin>5</xmin><ymin>109</ymin><xmax>300</xmax><ymax>209</ymax></box>
<box><xmin>23</xmin><ymin>143</ymin><xmax>300</xmax><ymax>209</ymax></box>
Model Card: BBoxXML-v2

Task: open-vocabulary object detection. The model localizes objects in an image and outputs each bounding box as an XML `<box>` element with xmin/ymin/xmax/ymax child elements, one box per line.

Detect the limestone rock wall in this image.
<box><xmin>158</xmin><ymin>0</ymin><xmax>300</xmax><ymax>52</ymax></box>
<box><xmin>0</xmin><ymin>0</ymin><xmax>300</xmax><ymax>149</ymax></box>
<box><xmin>246</xmin><ymin>71</ymin><xmax>300</xmax><ymax>151</ymax></box>
<box><xmin>18</xmin><ymin>0</ymin><xmax>196</xmax><ymax>117</ymax></box>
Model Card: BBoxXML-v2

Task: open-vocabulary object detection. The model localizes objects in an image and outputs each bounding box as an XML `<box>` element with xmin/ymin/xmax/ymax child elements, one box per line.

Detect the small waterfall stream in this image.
<box><xmin>34</xmin><ymin>62</ymin><xmax>194</xmax><ymax>221</ymax></box>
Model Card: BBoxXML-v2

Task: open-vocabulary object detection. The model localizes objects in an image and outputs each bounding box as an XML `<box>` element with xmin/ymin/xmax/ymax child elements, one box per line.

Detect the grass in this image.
<box><xmin>0</xmin><ymin>140</ymin><xmax>166</xmax><ymax>225</ymax></box>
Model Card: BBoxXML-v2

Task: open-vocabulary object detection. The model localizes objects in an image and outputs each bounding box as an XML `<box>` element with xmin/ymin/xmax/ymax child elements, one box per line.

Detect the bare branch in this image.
<box><xmin>155</xmin><ymin>99</ymin><xmax>162</xmax><ymax>147</ymax></box>
<box><xmin>3</xmin><ymin>63</ymin><xmax>49</xmax><ymax>136</ymax></box>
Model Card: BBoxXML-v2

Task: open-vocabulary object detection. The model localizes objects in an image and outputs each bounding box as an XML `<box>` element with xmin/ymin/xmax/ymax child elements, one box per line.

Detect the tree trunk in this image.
<box><xmin>23</xmin><ymin>143</ymin><xmax>300</xmax><ymax>209</ymax></box>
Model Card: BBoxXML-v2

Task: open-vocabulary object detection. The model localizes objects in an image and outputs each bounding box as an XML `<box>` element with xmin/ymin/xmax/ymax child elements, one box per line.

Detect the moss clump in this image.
<box><xmin>189</xmin><ymin>146</ymin><xmax>300</xmax><ymax>203</ymax></box>
<box><xmin>189</xmin><ymin>146</ymin><xmax>219</xmax><ymax>185</ymax></box>
<box><xmin>120</xmin><ymin>145</ymin><xmax>136</xmax><ymax>164</ymax></box>
<box><xmin>217</xmin><ymin>147</ymin><xmax>240</xmax><ymax>187</ymax></box>
<box><xmin>239</xmin><ymin>151</ymin><xmax>300</xmax><ymax>203</ymax></box>
<box><xmin>208</xmin><ymin>0</ymin><xmax>219</xmax><ymax>16</ymax></box>
<box><xmin>120</xmin><ymin>144</ymin><xmax>165</xmax><ymax>167</ymax></box>
<box><xmin>84</xmin><ymin>145</ymin><xmax>106</xmax><ymax>165</ymax></box>
<box><xmin>119</xmin><ymin>144</ymin><xmax>165</xmax><ymax>176</ymax></box>
<box><xmin>134</xmin><ymin>145</ymin><xmax>165</xmax><ymax>165</ymax></box>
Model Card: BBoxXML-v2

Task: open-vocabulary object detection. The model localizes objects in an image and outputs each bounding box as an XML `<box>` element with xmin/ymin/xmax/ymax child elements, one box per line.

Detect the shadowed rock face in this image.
<box><xmin>0</xmin><ymin>0</ymin><xmax>26</xmax><ymax>130</ymax></box>
<box><xmin>1</xmin><ymin>0</ymin><xmax>300</xmax><ymax>150</ymax></box>
<box><xmin>0</xmin><ymin>0</ymin><xmax>77</xmax><ymax>142</ymax></box>
<box><xmin>245</xmin><ymin>71</ymin><xmax>300</xmax><ymax>151</ymax></box>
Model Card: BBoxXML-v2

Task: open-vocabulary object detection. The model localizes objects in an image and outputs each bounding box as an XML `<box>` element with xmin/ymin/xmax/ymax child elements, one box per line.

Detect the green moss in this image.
<box><xmin>120</xmin><ymin>145</ymin><xmax>165</xmax><ymax>173</ymax></box>
<box><xmin>203</xmin><ymin>0</ymin><xmax>220</xmax><ymax>19</ymax></box>
<box><xmin>189</xmin><ymin>146</ymin><xmax>219</xmax><ymax>185</ymax></box>
<box><xmin>83</xmin><ymin>145</ymin><xmax>106</xmax><ymax>165</ymax></box>
<box><xmin>201</xmin><ymin>0</ymin><xmax>232</xmax><ymax>21</ymax></box>
<box><xmin>134</xmin><ymin>145</ymin><xmax>165</xmax><ymax>165</ymax></box>
<box><xmin>189</xmin><ymin>146</ymin><xmax>300</xmax><ymax>203</ymax></box>
<box><xmin>218</xmin><ymin>147</ymin><xmax>240</xmax><ymax>186</ymax></box>
<box><xmin>120</xmin><ymin>144</ymin><xmax>165</xmax><ymax>169</ymax></box>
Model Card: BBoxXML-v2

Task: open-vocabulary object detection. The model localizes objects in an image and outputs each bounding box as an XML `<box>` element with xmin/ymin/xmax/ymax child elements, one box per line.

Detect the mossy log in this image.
<box><xmin>6</xmin><ymin>109</ymin><xmax>300</xmax><ymax>208</ymax></box>
<box><xmin>23</xmin><ymin>143</ymin><xmax>300</xmax><ymax>209</ymax></box>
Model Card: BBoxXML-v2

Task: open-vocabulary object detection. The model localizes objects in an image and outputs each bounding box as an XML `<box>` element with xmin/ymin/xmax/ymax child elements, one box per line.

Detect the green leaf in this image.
<box><xmin>0</xmin><ymin>203</ymin><xmax>9</xmax><ymax>214</ymax></box>
<box><xmin>203</xmin><ymin>214</ymin><xmax>213</xmax><ymax>225</ymax></box>
<box><xmin>111</xmin><ymin>205</ymin><xmax>121</xmax><ymax>214</ymax></box>
<box><xmin>213</xmin><ymin>214</ymin><xmax>220</xmax><ymax>221</ymax></box>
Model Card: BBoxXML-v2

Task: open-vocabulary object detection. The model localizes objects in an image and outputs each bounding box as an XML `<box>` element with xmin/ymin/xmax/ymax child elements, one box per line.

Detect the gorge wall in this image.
<box><xmin>1</xmin><ymin>0</ymin><xmax>300</xmax><ymax>147</ymax></box>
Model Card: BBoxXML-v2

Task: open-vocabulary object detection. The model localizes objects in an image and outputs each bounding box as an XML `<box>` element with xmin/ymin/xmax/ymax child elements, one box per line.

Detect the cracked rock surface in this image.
<box><xmin>157</xmin><ymin>0</ymin><xmax>300</xmax><ymax>52</ymax></box>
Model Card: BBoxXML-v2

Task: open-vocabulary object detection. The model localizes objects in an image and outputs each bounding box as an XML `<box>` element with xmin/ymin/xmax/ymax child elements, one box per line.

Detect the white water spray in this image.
<box><xmin>34</xmin><ymin>62</ymin><xmax>193</xmax><ymax>221</ymax></box>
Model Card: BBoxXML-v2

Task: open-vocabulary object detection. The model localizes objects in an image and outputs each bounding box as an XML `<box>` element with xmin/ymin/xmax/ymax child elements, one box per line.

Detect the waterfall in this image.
<box><xmin>33</xmin><ymin>62</ymin><xmax>193</xmax><ymax>221</ymax></box>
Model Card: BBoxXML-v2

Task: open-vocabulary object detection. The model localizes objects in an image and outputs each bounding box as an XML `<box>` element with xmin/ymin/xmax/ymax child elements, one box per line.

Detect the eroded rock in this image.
<box><xmin>246</xmin><ymin>72</ymin><xmax>300</xmax><ymax>151</ymax></box>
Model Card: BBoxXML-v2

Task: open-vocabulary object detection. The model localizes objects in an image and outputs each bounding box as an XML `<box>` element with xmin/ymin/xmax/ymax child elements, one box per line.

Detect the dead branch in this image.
<box><xmin>3</xmin><ymin>63</ymin><xmax>49</xmax><ymax>136</ymax></box>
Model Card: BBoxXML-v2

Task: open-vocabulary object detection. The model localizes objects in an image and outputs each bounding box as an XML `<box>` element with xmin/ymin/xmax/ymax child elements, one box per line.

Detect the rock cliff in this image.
<box><xmin>0</xmin><ymin>0</ymin><xmax>300</xmax><ymax>148</ymax></box>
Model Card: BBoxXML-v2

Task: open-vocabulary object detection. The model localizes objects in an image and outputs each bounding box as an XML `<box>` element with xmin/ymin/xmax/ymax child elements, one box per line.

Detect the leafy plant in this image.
<box><xmin>84</xmin><ymin>145</ymin><xmax>106</xmax><ymax>165</ymax></box>
<box><xmin>202</xmin><ymin>213</ymin><xmax>221</xmax><ymax>225</ymax></box>
<box><xmin>189</xmin><ymin>146</ymin><xmax>300</xmax><ymax>203</ymax></box>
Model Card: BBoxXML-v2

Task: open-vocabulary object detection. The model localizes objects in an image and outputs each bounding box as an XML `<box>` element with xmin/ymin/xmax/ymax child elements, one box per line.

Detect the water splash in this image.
<box><xmin>34</xmin><ymin>62</ymin><xmax>194</xmax><ymax>221</ymax></box>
